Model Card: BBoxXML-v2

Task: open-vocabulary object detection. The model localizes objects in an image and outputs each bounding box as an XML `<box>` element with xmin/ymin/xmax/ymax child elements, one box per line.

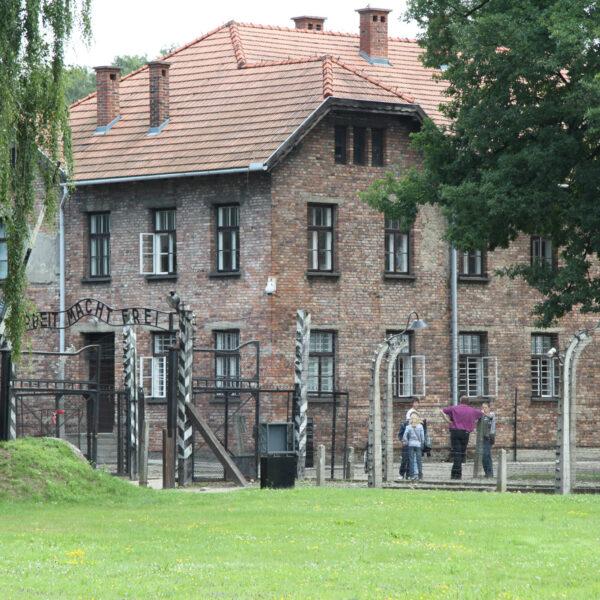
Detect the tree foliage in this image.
<box><xmin>362</xmin><ymin>0</ymin><xmax>600</xmax><ymax>326</ymax></box>
<box><xmin>0</xmin><ymin>0</ymin><xmax>91</xmax><ymax>357</ymax></box>
<box><xmin>65</xmin><ymin>46</ymin><xmax>180</xmax><ymax>105</ymax></box>
<box><xmin>64</xmin><ymin>64</ymin><xmax>94</xmax><ymax>104</ymax></box>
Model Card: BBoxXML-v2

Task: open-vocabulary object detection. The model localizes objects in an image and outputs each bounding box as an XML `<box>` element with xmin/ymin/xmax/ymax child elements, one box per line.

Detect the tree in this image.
<box><xmin>362</xmin><ymin>0</ymin><xmax>600</xmax><ymax>327</ymax></box>
<box><xmin>64</xmin><ymin>64</ymin><xmax>95</xmax><ymax>105</ymax></box>
<box><xmin>113</xmin><ymin>54</ymin><xmax>148</xmax><ymax>76</ymax></box>
<box><xmin>0</xmin><ymin>0</ymin><xmax>91</xmax><ymax>357</ymax></box>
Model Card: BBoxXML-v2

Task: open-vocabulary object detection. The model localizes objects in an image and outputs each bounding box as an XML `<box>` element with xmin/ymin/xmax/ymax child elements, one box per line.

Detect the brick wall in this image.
<box><xmin>27</xmin><ymin>109</ymin><xmax>599</xmax><ymax>458</ymax></box>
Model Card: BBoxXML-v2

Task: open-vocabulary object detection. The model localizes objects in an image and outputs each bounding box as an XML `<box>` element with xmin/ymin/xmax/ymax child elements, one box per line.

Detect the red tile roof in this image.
<box><xmin>70</xmin><ymin>21</ymin><xmax>447</xmax><ymax>183</ymax></box>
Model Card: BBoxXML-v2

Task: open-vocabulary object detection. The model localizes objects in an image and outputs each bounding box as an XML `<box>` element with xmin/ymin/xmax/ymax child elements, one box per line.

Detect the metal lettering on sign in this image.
<box><xmin>26</xmin><ymin>298</ymin><xmax>173</xmax><ymax>331</ymax></box>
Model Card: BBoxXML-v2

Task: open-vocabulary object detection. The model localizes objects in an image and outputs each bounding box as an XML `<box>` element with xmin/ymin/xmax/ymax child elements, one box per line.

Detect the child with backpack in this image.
<box><xmin>402</xmin><ymin>413</ymin><xmax>425</xmax><ymax>481</ymax></box>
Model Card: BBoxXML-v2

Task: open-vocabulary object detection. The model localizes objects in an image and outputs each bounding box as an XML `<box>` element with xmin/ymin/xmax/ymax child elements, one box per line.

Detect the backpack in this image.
<box><xmin>397</xmin><ymin>420</ymin><xmax>409</xmax><ymax>441</ymax></box>
<box><xmin>422</xmin><ymin>419</ymin><xmax>432</xmax><ymax>453</ymax></box>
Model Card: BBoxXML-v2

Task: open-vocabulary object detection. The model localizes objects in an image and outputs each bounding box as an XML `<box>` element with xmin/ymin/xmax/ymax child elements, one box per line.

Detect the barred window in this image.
<box><xmin>458</xmin><ymin>333</ymin><xmax>497</xmax><ymax>398</ymax></box>
<box><xmin>531</xmin><ymin>334</ymin><xmax>560</xmax><ymax>398</ymax></box>
<box><xmin>308</xmin><ymin>331</ymin><xmax>335</xmax><ymax>394</ymax></box>
<box><xmin>386</xmin><ymin>332</ymin><xmax>426</xmax><ymax>398</ymax></box>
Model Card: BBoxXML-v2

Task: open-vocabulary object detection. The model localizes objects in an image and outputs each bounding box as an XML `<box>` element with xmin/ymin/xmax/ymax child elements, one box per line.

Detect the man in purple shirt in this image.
<box><xmin>441</xmin><ymin>396</ymin><xmax>483</xmax><ymax>480</ymax></box>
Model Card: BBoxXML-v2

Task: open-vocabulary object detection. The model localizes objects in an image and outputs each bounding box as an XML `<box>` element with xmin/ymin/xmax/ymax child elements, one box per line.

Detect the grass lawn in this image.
<box><xmin>1</xmin><ymin>439</ymin><xmax>599</xmax><ymax>599</ymax></box>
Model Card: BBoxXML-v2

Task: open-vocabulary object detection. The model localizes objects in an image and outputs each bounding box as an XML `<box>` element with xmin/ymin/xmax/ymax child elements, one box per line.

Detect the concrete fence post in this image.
<box><xmin>316</xmin><ymin>444</ymin><xmax>326</xmax><ymax>486</ymax></box>
<box><xmin>139</xmin><ymin>420</ymin><xmax>149</xmax><ymax>487</ymax></box>
<box><xmin>346</xmin><ymin>446</ymin><xmax>354</xmax><ymax>481</ymax></box>
<box><xmin>497</xmin><ymin>448</ymin><xmax>507</xmax><ymax>492</ymax></box>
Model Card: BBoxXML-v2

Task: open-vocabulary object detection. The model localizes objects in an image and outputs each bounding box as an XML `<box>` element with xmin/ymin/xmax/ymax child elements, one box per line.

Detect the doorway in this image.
<box><xmin>83</xmin><ymin>332</ymin><xmax>115</xmax><ymax>433</ymax></box>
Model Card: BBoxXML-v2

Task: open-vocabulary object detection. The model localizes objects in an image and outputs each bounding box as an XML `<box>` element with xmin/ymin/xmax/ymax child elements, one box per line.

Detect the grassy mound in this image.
<box><xmin>0</xmin><ymin>437</ymin><xmax>146</xmax><ymax>503</ymax></box>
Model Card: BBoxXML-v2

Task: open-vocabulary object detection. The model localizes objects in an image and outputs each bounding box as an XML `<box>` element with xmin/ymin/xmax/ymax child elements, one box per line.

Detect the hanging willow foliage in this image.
<box><xmin>0</xmin><ymin>0</ymin><xmax>91</xmax><ymax>358</ymax></box>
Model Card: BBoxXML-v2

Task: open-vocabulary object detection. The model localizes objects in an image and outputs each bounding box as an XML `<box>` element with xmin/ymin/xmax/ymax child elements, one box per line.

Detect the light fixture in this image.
<box><xmin>546</xmin><ymin>347</ymin><xmax>557</xmax><ymax>358</ymax></box>
<box><xmin>265</xmin><ymin>276</ymin><xmax>277</xmax><ymax>294</ymax></box>
<box><xmin>166</xmin><ymin>290</ymin><xmax>180</xmax><ymax>310</ymax></box>
<box><xmin>406</xmin><ymin>311</ymin><xmax>429</xmax><ymax>331</ymax></box>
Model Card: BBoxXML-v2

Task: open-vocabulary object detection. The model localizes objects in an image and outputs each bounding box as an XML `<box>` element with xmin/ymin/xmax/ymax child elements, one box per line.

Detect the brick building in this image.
<box><xmin>25</xmin><ymin>6</ymin><xmax>599</xmax><ymax>460</ymax></box>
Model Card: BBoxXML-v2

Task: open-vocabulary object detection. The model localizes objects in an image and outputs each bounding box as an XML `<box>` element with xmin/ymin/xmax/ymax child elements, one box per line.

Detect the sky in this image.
<box><xmin>65</xmin><ymin>0</ymin><xmax>419</xmax><ymax>67</ymax></box>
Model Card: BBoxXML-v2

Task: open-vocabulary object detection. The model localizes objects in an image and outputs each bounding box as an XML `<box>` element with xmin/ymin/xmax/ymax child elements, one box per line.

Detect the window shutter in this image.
<box><xmin>140</xmin><ymin>233</ymin><xmax>155</xmax><ymax>274</ymax></box>
<box><xmin>482</xmin><ymin>356</ymin><xmax>498</xmax><ymax>397</ymax></box>
<box><xmin>411</xmin><ymin>355</ymin><xmax>426</xmax><ymax>397</ymax></box>
<box><xmin>139</xmin><ymin>356</ymin><xmax>154</xmax><ymax>396</ymax></box>
<box><xmin>153</xmin><ymin>356</ymin><xmax>166</xmax><ymax>398</ymax></box>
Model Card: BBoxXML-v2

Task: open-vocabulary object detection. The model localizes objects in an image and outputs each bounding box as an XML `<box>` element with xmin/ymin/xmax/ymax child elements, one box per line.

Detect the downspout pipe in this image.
<box><xmin>59</xmin><ymin>184</ymin><xmax>68</xmax><ymax>353</ymax></box>
<box><xmin>451</xmin><ymin>246</ymin><xmax>458</xmax><ymax>405</ymax></box>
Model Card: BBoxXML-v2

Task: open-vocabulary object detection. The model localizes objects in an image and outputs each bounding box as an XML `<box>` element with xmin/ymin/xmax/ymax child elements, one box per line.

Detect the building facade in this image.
<box><xmin>23</xmin><ymin>6</ymin><xmax>600</xmax><ymax>459</ymax></box>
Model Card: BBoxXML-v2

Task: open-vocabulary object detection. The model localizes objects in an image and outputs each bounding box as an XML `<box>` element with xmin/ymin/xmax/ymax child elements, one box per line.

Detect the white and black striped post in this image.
<box><xmin>123</xmin><ymin>318</ymin><xmax>138</xmax><ymax>479</ymax></box>
<box><xmin>177</xmin><ymin>308</ymin><xmax>194</xmax><ymax>486</ymax></box>
<box><xmin>294</xmin><ymin>309</ymin><xmax>311</xmax><ymax>480</ymax></box>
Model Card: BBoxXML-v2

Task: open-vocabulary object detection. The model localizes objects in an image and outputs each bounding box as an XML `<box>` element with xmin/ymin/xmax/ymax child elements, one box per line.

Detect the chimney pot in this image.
<box><xmin>148</xmin><ymin>61</ymin><xmax>171</xmax><ymax>132</ymax></box>
<box><xmin>94</xmin><ymin>66</ymin><xmax>122</xmax><ymax>130</ymax></box>
<box><xmin>292</xmin><ymin>16</ymin><xmax>326</xmax><ymax>31</ymax></box>
<box><xmin>356</xmin><ymin>7</ymin><xmax>391</xmax><ymax>64</ymax></box>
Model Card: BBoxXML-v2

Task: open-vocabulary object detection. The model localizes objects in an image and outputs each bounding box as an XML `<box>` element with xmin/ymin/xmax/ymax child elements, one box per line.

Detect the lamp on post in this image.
<box><xmin>553</xmin><ymin>320</ymin><xmax>600</xmax><ymax>495</ymax></box>
<box><xmin>369</xmin><ymin>311</ymin><xmax>429</xmax><ymax>487</ymax></box>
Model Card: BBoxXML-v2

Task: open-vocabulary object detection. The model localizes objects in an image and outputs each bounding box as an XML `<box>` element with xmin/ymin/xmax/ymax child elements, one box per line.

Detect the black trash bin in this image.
<box><xmin>260</xmin><ymin>455</ymin><xmax>296</xmax><ymax>489</ymax></box>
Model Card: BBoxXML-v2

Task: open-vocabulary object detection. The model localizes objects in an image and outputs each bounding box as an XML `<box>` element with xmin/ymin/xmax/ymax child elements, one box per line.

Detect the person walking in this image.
<box><xmin>481</xmin><ymin>402</ymin><xmax>496</xmax><ymax>477</ymax></box>
<box><xmin>441</xmin><ymin>396</ymin><xmax>483</xmax><ymax>480</ymax></box>
<box><xmin>402</xmin><ymin>413</ymin><xmax>424</xmax><ymax>481</ymax></box>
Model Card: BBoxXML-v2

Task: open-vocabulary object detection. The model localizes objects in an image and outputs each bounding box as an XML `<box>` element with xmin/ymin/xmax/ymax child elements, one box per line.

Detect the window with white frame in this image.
<box><xmin>214</xmin><ymin>330</ymin><xmax>240</xmax><ymax>388</ymax></box>
<box><xmin>458</xmin><ymin>333</ymin><xmax>497</xmax><ymax>398</ymax></box>
<box><xmin>0</xmin><ymin>220</ymin><xmax>7</xmax><ymax>280</ymax></box>
<box><xmin>217</xmin><ymin>206</ymin><xmax>239</xmax><ymax>272</ymax></box>
<box><xmin>308</xmin><ymin>331</ymin><xmax>335</xmax><ymax>394</ymax></box>
<box><xmin>139</xmin><ymin>332</ymin><xmax>176</xmax><ymax>399</ymax></box>
<box><xmin>308</xmin><ymin>205</ymin><xmax>334</xmax><ymax>272</ymax></box>
<box><xmin>531</xmin><ymin>333</ymin><xmax>560</xmax><ymax>399</ymax></box>
<box><xmin>89</xmin><ymin>213</ymin><xmax>110</xmax><ymax>277</ymax></box>
<box><xmin>140</xmin><ymin>209</ymin><xmax>176</xmax><ymax>275</ymax></box>
<box><xmin>386</xmin><ymin>331</ymin><xmax>426</xmax><ymax>398</ymax></box>
<box><xmin>384</xmin><ymin>219</ymin><xmax>410</xmax><ymax>274</ymax></box>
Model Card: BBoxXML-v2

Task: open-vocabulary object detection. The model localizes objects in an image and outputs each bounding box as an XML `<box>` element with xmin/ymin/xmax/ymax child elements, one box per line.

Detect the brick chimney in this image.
<box><xmin>356</xmin><ymin>7</ymin><xmax>391</xmax><ymax>64</ymax></box>
<box><xmin>292</xmin><ymin>16</ymin><xmax>326</xmax><ymax>31</ymax></box>
<box><xmin>94</xmin><ymin>66</ymin><xmax>121</xmax><ymax>131</ymax></box>
<box><xmin>148</xmin><ymin>61</ymin><xmax>171</xmax><ymax>132</ymax></box>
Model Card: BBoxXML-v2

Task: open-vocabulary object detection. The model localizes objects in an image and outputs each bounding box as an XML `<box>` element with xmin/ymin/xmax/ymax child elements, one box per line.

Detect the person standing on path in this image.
<box><xmin>406</xmin><ymin>398</ymin><xmax>420</xmax><ymax>420</ymax></box>
<box><xmin>402</xmin><ymin>413</ymin><xmax>425</xmax><ymax>481</ymax></box>
<box><xmin>441</xmin><ymin>396</ymin><xmax>483</xmax><ymax>480</ymax></box>
<box><xmin>481</xmin><ymin>402</ymin><xmax>496</xmax><ymax>477</ymax></box>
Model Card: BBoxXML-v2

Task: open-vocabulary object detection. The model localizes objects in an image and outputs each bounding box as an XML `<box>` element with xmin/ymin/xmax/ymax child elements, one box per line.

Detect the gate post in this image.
<box><xmin>0</xmin><ymin>351</ymin><xmax>13</xmax><ymax>441</ymax></box>
<box><xmin>123</xmin><ymin>318</ymin><xmax>138</xmax><ymax>479</ymax></box>
<box><xmin>177</xmin><ymin>308</ymin><xmax>194</xmax><ymax>487</ymax></box>
<box><xmin>294</xmin><ymin>309</ymin><xmax>311</xmax><ymax>480</ymax></box>
<box><xmin>368</xmin><ymin>340</ymin><xmax>388</xmax><ymax>488</ymax></box>
<box><xmin>384</xmin><ymin>338</ymin><xmax>409</xmax><ymax>482</ymax></box>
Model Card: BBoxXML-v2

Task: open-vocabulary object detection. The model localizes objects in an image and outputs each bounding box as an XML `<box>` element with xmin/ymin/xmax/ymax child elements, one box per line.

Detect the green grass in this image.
<box><xmin>1</xmin><ymin>439</ymin><xmax>599</xmax><ymax>599</ymax></box>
